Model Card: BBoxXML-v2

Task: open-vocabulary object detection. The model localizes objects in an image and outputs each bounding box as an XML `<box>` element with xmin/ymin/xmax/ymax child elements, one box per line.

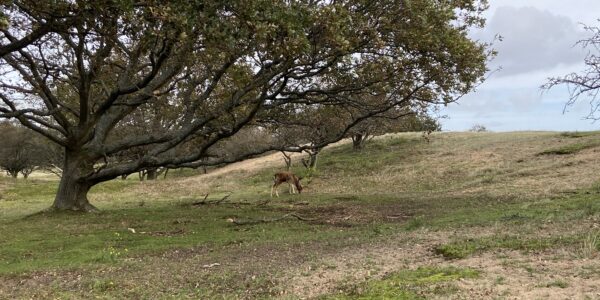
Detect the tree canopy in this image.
<box><xmin>0</xmin><ymin>0</ymin><xmax>491</xmax><ymax>211</ymax></box>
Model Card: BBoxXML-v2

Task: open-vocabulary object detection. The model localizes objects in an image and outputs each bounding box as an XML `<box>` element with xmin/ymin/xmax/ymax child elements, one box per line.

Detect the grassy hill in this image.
<box><xmin>2</xmin><ymin>131</ymin><xmax>600</xmax><ymax>299</ymax></box>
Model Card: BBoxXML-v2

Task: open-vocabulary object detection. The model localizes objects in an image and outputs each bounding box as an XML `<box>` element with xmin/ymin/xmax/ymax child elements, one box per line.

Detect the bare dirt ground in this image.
<box><xmin>455</xmin><ymin>251</ymin><xmax>600</xmax><ymax>299</ymax></box>
<box><xmin>184</xmin><ymin>152</ymin><xmax>303</xmax><ymax>181</ymax></box>
<box><xmin>279</xmin><ymin>222</ymin><xmax>600</xmax><ymax>299</ymax></box>
<box><xmin>283</xmin><ymin>229</ymin><xmax>449</xmax><ymax>298</ymax></box>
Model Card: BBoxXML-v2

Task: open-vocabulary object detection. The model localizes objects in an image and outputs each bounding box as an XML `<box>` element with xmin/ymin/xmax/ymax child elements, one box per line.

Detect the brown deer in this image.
<box><xmin>422</xmin><ymin>129</ymin><xmax>433</xmax><ymax>143</ymax></box>
<box><xmin>271</xmin><ymin>171</ymin><xmax>303</xmax><ymax>197</ymax></box>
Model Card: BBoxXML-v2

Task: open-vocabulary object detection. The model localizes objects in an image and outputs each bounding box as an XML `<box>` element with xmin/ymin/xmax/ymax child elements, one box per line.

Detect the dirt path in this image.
<box><xmin>189</xmin><ymin>152</ymin><xmax>306</xmax><ymax>180</ymax></box>
<box><xmin>179</xmin><ymin>139</ymin><xmax>351</xmax><ymax>183</ymax></box>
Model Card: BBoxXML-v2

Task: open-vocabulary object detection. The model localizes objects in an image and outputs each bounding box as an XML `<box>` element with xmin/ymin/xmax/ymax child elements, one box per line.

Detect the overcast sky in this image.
<box><xmin>440</xmin><ymin>0</ymin><xmax>600</xmax><ymax>132</ymax></box>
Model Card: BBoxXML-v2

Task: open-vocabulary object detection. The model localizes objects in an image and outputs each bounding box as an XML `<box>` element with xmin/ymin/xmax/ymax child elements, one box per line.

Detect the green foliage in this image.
<box><xmin>404</xmin><ymin>216</ymin><xmax>425</xmax><ymax>231</ymax></box>
<box><xmin>0</xmin><ymin>122</ymin><xmax>58</xmax><ymax>178</ymax></box>
<box><xmin>327</xmin><ymin>267</ymin><xmax>479</xmax><ymax>299</ymax></box>
<box><xmin>1</xmin><ymin>0</ymin><xmax>491</xmax><ymax>210</ymax></box>
<box><xmin>91</xmin><ymin>278</ymin><xmax>118</xmax><ymax>292</ymax></box>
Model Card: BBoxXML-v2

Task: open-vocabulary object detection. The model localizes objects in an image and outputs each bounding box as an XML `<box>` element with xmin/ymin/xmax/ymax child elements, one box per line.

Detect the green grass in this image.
<box><xmin>560</xmin><ymin>131</ymin><xmax>600</xmax><ymax>138</ymax></box>
<box><xmin>545</xmin><ymin>280</ymin><xmax>569</xmax><ymax>288</ymax></box>
<box><xmin>3</xmin><ymin>131</ymin><xmax>600</xmax><ymax>298</ymax></box>
<box><xmin>434</xmin><ymin>235</ymin><xmax>580</xmax><ymax>259</ymax></box>
<box><xmin>416</xmin><ymin>191</ymin><xmax>600</xmax><ymax>230</ymax></box>
<box><xmin>537</xmin><ymin>141</ymin><xmax>600</xmax><ymax>155</ymax></box>
<box><xmin>326</xmin><ymin>266</ymin><xmax>479</xmax><ymax>299</ymax></box>
<box><xmin>0</xmin><ymin>201</ymin><xmax>387</xmax><ymax>275</ymax></box>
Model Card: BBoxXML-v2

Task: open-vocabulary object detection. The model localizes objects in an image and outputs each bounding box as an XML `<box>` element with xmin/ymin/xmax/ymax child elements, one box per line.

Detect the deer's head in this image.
<box><xmin>296</xmin><ymin>176</ymin><xmax>304</xmax><ymax>193</ymax></box>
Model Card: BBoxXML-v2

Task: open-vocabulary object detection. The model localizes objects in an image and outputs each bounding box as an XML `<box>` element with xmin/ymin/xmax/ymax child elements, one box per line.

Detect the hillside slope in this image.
<box><xmin>2</xmin><ymin>131</ymin><xmax>600</xmax><ymax>299</ymax></box>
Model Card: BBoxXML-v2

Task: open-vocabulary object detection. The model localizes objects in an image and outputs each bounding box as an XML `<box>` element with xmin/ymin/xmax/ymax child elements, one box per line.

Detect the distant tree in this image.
<box><xmin>469</xmin><ymin>124</ymin><xmax>488</xmax><ymax>132</ymax></box>
<box><xmin>0</xmin><ymin>1</ymin><xmax>491</xmax><ymax>211</ymax></box>
<box><xmin>268</xmin><ymin>106</ymin><xmax>348</xmax><ymax>171</ymax></box>
<box><xmin>348</xmin><ymin>108</ymin><xmax>441</xmax><ymax>151</ymax></box>
<box><xmin>545</xmin><ymin>24</ymin><xmax>600</xmax><ymax>119</ymax></box>
<box><xmin>0</xmin><ymin>122</ymin><xmax>46</xmax><ymax>178</ymax></box>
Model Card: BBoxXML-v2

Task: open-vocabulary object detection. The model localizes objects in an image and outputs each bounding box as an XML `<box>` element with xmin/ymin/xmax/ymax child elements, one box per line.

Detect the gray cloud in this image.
<box><xmin>441</xmin><ymin>2</ymin><xmax>600</xmax><ymax>132</ymax></box>
<box><xmin>476</xmin><ymin>6</ymin><xmax>588</xmax><ymax>76</ymax></box>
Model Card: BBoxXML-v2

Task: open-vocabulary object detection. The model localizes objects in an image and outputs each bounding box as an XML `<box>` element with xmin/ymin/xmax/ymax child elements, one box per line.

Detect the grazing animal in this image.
<box><xmin>422</xmin><ymin>129</ymin><xmax>433</xmax><ymax>143</ymax></box>
<box><xmin>271</xmin><ymin>172</ymin><xmax>303</xmax><ymax>197</ymax></box>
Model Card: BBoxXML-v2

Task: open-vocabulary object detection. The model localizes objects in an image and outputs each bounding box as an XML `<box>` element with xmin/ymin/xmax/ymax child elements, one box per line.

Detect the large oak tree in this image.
<box><xmin>0</xmin><ymin>0</ymin><xmax>490</xmax><ymax>211</ymax></box>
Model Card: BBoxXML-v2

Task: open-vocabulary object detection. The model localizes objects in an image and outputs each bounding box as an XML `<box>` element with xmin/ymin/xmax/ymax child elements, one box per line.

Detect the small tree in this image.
<box><xmin>348</xmin><ymin>108</ymin><xmax>441</xmax><ymax>151</ymax></box>
<box><xmin>269</xmin><ymin>106</ymin><xmax>348</xmax><ymax>171</ymax></box>
<box><xmin>0</xmin><ymin>122</ymin><xmax>46</xmax><ymax>178</ymax></box>
<box><xmin>469</xmin><ymin>124</ymin><xmax>488</xmax><ymax>132</ymax></box>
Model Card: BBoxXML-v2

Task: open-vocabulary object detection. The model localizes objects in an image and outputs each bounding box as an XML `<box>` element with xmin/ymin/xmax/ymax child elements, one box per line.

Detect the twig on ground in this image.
<box><xmin>227</xmin><ymin>213</ymin><xmax>318</xmax><ymax>225</ymax></box>
<box><xmin>192</xmin><ymin>193</ymin><xmax>233</xmax><ymax>206</ymax></box>
<box><xmin>191</xmin><ymin>194</ymin><xmax>210</xmax><ymax>205</ymax></box>
<box><xmin>215</xmin><ymin>193</ymin><xmax>231</xmax><ymax>204</ymax></box>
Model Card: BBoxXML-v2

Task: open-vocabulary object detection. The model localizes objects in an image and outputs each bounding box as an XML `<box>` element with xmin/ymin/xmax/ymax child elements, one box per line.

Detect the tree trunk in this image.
<box><xmin>146</xmin><ymin>168</ymin><xmax>158</xmax><ymax>180</ymax></box>
<box><xmin>302</xmin><ymin>148</ymin><xmax>320</xmax><ymax>171</ymax></box>
<box><xmin>352</xmin><ymin>133</ymin><xmax>371</xmax><ymax>151</ymax></box>
<box><xmin>352</xmin><ymin>134</ymin><xmax>364</xmax><ymax>150</ymax></box>
<box><xmin>21</xmin><ymin>167</ymin><xmax>34</xmax><ymax>179</ymax></box>
<box><xmin>281</xmin><ymin>151</ymin><xmax>292</xmax><ymax>170</ymax></box>
<box><xmin>308</xmin><ymin>151</ymin><xmax>318</xmax><ymax>170</ymax></box>
<box><xmin>51</xmin><ymin>151</ymin><xmax>98</xmax><ymax>212</ymax></box>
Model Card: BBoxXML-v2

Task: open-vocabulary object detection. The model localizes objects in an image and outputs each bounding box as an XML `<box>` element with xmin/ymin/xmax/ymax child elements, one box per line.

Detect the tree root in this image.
<box><xmin>24</xmin><ymin>203</ymin><xmax>99</xmax><ymax>218</ymax></box>
<box><xmin>227</xmin><ymin>213</ymin><xmax>318</xmax><ymax>225</ymax></box>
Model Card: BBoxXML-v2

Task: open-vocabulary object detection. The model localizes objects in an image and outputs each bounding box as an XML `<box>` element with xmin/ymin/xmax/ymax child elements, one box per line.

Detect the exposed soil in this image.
<box><xmin>454</xmin><ymin>251</ymin><xmax>600</xmax><ymax>299</ymax></box>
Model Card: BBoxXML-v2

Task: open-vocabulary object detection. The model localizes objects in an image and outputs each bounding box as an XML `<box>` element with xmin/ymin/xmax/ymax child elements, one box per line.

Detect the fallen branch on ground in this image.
<box><xmin>191</xmin><ymin>194</ymin><xmax>210</xmax><ymax>205</ymax></box>
<box><xmin>215</xmin><ymin>194</ymin><xmax>230</xmax><ymax>204</ymax></box>
<box><xmin>192</xmin><ymin>193</ymin><xmax>231</xmax><ymax>206</ymax></box>
<box><xmin>227</xmin><ymin>213</ymin><xmax>318</xmax><ymax>225</ymax></box>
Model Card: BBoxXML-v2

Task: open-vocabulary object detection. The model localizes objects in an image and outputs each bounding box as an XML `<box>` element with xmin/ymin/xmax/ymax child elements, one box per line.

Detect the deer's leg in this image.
<box><xmin>272</xmin><ymin>183</ymin><xmax>280</xmax><ymax>197</ymax></box>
